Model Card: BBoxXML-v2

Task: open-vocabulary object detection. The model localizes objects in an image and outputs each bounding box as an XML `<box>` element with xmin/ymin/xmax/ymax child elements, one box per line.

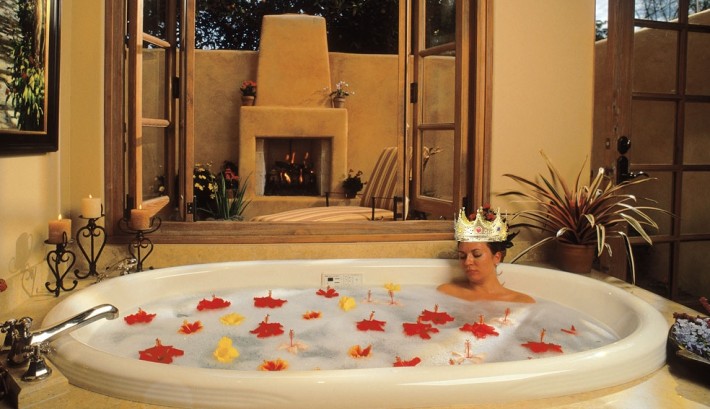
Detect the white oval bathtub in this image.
<box><xmin>43</xmin><ymin>259</ymin><xmax>667</xmax><ymax>409</ymax></box>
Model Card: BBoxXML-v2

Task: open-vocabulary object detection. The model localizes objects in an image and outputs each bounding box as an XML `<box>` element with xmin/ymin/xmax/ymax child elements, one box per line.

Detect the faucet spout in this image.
<box><xmin>30</xmin><ymin>304</ymin><xmax>119</xmax><ymax>346</ymax></box>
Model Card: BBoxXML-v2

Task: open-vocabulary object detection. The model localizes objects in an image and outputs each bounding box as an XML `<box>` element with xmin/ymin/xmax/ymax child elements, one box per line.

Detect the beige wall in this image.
<box><xmin>0</xmin><ymin>0</ymin><xmax>596</xmax><ymax>314</ymax></box>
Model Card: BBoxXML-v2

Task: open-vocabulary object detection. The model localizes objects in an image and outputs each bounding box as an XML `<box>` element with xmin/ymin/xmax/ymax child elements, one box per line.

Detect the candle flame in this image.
<box><xmin>138</xmin><ymin>204</ymin><xmax>143</xmax><ymax>210</ymax></box>
<box><xmin>89</xmin><ymin>194</ymin><xmax>93</xmax><ymax>198</ymax></box>
<box><xmin>58</xmin><ymin>214</ymin><xmax>62</xmax><ymax>220</ymax></box>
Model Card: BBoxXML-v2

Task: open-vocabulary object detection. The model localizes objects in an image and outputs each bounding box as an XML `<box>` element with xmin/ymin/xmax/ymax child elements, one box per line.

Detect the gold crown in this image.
<box><xmin>454</xmin><ymin>207</ymin><xmax>509</xmax><ymax>242</ymax></box>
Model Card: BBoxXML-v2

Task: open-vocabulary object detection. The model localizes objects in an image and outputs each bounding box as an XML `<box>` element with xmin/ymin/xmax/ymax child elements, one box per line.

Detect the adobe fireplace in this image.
<box><xmin>261</xmin><ymin>138</ymin><xmax>331</xmax><ymax>196</ymax></box>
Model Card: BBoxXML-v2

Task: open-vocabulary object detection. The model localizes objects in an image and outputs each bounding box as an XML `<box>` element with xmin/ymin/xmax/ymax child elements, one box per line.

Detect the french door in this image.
<box><xmin>594</xmin><ymin>0</ymin><xmax>710</xmax><ymax>310</ymax></box>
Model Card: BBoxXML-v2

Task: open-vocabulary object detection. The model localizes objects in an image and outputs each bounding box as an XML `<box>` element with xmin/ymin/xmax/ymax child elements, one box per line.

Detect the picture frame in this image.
<box><xmin>0</xmin><ymin>0</ymin><xmax>60</xmax><ymax>154</ymax></box>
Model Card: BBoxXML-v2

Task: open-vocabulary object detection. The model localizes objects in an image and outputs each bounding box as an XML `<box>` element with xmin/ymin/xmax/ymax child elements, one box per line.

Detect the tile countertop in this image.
<box><xmin>1</xmin><ymin>270</ymin><xmax>709</xmax><ymax>409</ymax></box>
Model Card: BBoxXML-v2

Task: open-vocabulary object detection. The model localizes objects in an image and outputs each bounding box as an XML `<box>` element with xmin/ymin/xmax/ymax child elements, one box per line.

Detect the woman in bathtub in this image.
<box><xmin>438</xmin><ymin>205</ymin><xmax>535</xmax><ymax>304</ymax></box>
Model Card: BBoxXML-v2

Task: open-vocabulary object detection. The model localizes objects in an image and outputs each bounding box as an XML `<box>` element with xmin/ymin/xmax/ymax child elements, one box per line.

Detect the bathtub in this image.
<box><xmin>43</xmin><ymin>259</ymin><xmax>667</xmax><ymax>409</ymax></box>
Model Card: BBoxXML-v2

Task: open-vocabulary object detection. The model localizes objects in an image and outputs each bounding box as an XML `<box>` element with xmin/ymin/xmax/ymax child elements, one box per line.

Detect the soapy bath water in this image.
<box><xmin>86</xmin><ymin>285</ymin><xmax>619</xmax><ymax>371</ymax></box>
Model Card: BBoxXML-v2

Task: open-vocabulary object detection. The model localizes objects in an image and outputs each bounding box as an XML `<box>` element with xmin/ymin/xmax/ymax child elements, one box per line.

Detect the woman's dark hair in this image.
<box><xmin>485</xmin><ymin>231</ymin><xmax>517</xmax><ymax>262</ymax></box>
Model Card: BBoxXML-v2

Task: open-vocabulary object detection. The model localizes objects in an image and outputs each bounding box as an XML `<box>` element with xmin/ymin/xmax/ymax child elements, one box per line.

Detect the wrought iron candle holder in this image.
<box><xmin>74</xmin><ymin>213</ymin><xmax>107</xmax><ymax>279</ymax></box>
<box><xmin>45</xmin><ymin>233</ymin><xmax>77</xmax><ymax>297</ymax></box>
<box><xmin>118</xmin><ymin>216</ymin><xmax>161</xmax><ymax>272</ymax></box>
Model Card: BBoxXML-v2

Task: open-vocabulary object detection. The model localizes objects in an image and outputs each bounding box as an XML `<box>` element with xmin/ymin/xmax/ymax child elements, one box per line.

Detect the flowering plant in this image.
<box><xmin>240</xmin><ymin>80</ymin><xmax>257</xmax><ymax>96</ymax></box>
<box><xmin>342</xmin><ymin>169</ymin><xmax>365</xmax><ymax>193</ymax></box>
<box><xmin>193</xmin><ymin>161</ymin><xmax>251</xmax><ymax>220</ymax></box>
<box><xmin>329</xmin><ymin>81</ymin><xmax>352</xmax><ymax>98</ymax></box>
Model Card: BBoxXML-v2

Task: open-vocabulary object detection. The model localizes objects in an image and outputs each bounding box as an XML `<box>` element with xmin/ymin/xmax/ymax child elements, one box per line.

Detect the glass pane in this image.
<box><xmin>144</xmin><ymin>0</ymin><xmax>167</xmax><ymax>40</ymax></box>
<box><xmin>686</xmin><ymin>32</ymin><xmax>710</xmax><ymax>95</ymax></box>
<box><xmin>596</xmin><ymin>0</ymin><xmax>609</xmax><ymax>40</ymax></box>
<box><xmin>681</xmin><ymin>172</ymin><xmax>710</xmax><ymax>234</ymax></box>
<box><xmin>678</xmin><ymin>241</ymin><xmax>710</xmax><ymax>309</ymax></box>
<box><xmin>689</xmin><ymin>0</ymin><xmax>710</xmax><ymax>19</ymax></box>
<box><xmin>420</xmin><ymin>129</ymin><xmax>453</xmax><ymax>201</ymax></box>
<box><xmin>624</xmin><ymin>171</ymin><xmax>674</xmax><ymax>235</ymax></box>
<box><xmin>684</xmin><ymin>102</ymin><xmax>710</xmax><ymax>164</ymax></box>
<box><xmin>422</xmin><ymin>55</ymin><xmax>455</xmax><ymax>124</ymax></box>
<box><xmin>142</xmin><ymin>127</ymin><xmax>166</xmax><ymax>201</ymax></box>
<box><xmin>633</xmin><ymin>28</ymin><xmax>677</xmax><ymax>93</ymax></box>
<box><xmin>425</xmin><ymin>0</ymin><xmax>456</xmax><ymax>48</ymax></box>
<box><xmin>635</xmin><ymin>0</ymin><xmax>679</xmax><ymax>21</ymax></box>
<box><xmin>632</xmin><ymin>242</ymin><xmax>671</xmax><ymax>297</ymax></box>
<box><xmin>630</xmin><ymin>100</ymin><xmax>675</xmax><ymax>164</ymax></box>
<box><xmin>142</xmin><ymin>48</ymin><xmax>167</xmax><ymax>120</ymax></box>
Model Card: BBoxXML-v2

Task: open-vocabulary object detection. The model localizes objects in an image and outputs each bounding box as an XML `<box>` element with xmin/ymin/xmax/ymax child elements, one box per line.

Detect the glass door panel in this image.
<box><xmin>635</xmin><ymin>0</ymin><xmax>679</xmax><ymax>21</ymax></box>
<box><xmin>684</xmin><ymin>102</ymin><xmax>710</xmax><ymax>163</ymax></box>
<box><xmin>630</xmin><ymin>100</ymin><xmax>676</xmax><ymax>164</ymax></box>
<box><xmin>420</xmin><ymin>129</ymin><xmax>453</xmax><ymax>202</ymax></box>
<box><xmin>632</xmin><ymin>28</ymin><xmax>677</xmax><ymax>94</ymax></box>
<box><xmin>686</xmin><ymin>32</ymin><xmax>710</xmax><ymax>94</ymax></box>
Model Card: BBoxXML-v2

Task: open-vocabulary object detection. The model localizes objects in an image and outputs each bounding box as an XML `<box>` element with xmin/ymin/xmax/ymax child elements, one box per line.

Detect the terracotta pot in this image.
<box><xmin>241</xmin><ymin>95</ymin><xmax>255</xmax><ymax>106</ymax></box>
<box><xmin>333</xmin><ymin>96</ymin><xmax>346</xmax><ymax>108</ymax></box>
<box><xmin>555</xmin><ymin>241</ymin><xmax>596</xmax><ymax>274</ymax></box>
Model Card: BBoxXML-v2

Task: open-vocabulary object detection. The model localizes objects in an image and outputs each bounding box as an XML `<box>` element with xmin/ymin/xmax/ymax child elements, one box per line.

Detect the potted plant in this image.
<box><xmin>342</xmin><ymin>169</ymin><xmax>365</xmax><ymax>198</ymax></box>
<box><xmin>240</xmin><ymin>80</ymin><xmax>257</xmax><ymax>106</ymax></box>
<box><xmin>329</xmin><ymin>81</ymin><xmax>352</xmax><ymax>108</ymax></box>
<box><xmin>499</xmin><ymin>151</ymin><xmax>670</xmax><ymax>276</ymax></box>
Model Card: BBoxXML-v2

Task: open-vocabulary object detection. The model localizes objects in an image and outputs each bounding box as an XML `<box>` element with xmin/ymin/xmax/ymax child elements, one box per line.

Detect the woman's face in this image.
<box><xmin>457</xmin><ymin>242</ymin><xmax>502</xmax><ymax>283</ymax></box>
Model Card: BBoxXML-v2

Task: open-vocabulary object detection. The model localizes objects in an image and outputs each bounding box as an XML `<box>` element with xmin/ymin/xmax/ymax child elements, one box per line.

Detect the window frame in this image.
<box><xmin>103</xmin><ymin>0</ymin><xmax>491</xmax><ymax>244</ymax></box>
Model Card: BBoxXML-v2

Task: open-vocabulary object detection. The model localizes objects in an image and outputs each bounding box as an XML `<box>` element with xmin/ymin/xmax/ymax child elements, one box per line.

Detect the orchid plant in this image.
<box><xmin>329</xmin><ymin>81</ymin><xmax>352</xmax><ymax>98</ymax></box>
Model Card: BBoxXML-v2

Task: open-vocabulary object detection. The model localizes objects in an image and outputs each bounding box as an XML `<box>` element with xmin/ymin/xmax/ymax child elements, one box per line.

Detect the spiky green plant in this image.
<box><xmin>499</xmin><ymin>151</ymin><xmax>671</xmax><ymax>278</ymax></box>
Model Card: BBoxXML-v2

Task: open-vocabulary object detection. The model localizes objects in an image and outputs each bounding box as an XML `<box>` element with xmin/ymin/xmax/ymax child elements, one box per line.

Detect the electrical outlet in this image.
<box><xmin>321</xmin><ymin>273</ymin><xmax>363</xmax><ymax>288</ymax></box>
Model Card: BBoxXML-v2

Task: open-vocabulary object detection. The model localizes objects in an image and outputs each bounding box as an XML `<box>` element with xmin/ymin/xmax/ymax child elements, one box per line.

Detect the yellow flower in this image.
<box><xmin>213</xmin><ymin>336</ymin><xmax>239</xmax><ymax>363</ymax></box>
<box><xmin>384</xmin><ymin>282</ymin><xmax>400</xmax><ymax>292</ymax></box>
<box><xmin>339</xmin><ymin>296</ymin><xmax>357</xmax><ymax>311</ymax></box>
<box><xmin>220</xmin><ymin>312</ymin><xmax>245</xmax><ymax>326</ymax></box>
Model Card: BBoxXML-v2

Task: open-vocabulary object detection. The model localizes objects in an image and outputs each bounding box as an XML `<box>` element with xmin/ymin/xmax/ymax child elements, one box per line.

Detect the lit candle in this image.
<box><xmin>48</xmin><ymin>215</ymin><xmax>72</xmax><ymax>244</ymax></box>
<box><xmin>130</xmin><ymin>206</ymin><xmax>151</xmax><ymax>230</ymax></box>
<box><xmin>81</xmin><ymin>194</ymin><xmax>102</xmax><ymax>218</ymax></box>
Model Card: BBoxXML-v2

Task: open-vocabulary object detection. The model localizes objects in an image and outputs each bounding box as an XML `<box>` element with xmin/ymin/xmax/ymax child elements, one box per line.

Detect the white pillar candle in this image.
<box><xmin>81</xmin><ymin>195</ymin><xmax>102</xmax><ymax>218</ymax></box>
<box><xmin>48</xmin><ymin>215</ymin><xmax>72</xmax><ymax>244</ymax></box>
<box><xmin>130</xmin><ymin>206</ymin><xmax>151</xmax><ymax>230</ymax></box>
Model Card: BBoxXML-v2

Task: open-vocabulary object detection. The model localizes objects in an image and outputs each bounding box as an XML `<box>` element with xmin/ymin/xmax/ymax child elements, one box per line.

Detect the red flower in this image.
<box><xmin>138</xmin><ymin>339</ymin><xmax>184</xmax><ymax>364</ymax></box>
<box><xmin>418</xmin><ymin>305</ymin><xmax>454</xmax><ymax>325</ymax></box>
<box><xmin>178</xmin><ymin>320</ymin><xmax>203</xmax><ymax>334</ymax></box>
<box><xmin>393</xmin><ymin>356</ymin><xmax>421</xmax><ymax>367</ymax></box>
<box><xmin>316</xmin><ymin>286</ymin><xmax>339</xmax><ymax>298</ymax></box>
<box><xmin>196</xmin><ymin>295</ymin><xmax>231</xmax><ymax>311</ymax></box>
<box><xmin>521</xmin><ymin>329</ymin><xmax>563</xmax><ymax>354</ymax></box>
<box><xmin>124</xmin><ymin>308</ymin><xmax>156</xmax><ymax>325</ymax></box>
<box><xmin>302</xmin><ymin>310</ymin><xmax>322</xmax><ymax>320</ymax></box>
<box><xmin>254</xmin><ymin>290</ymin><xmax>288</xmax><ymax>308</ymax></box>
<box><xmin>402</xmin><ymin>319</ymin><xmax>439</xmax><ymax>340</ymax></box>
<box><xmin>356</xmin><ymin>311</ymin><xmax>386</xmax><ymax>332</ymax></box>
<box><xmin>459</xmin><ymin>315</ymin><xmax>499</xmax><ymax>339</ymax></box>
<box><xmin>250</xmin><ymin>315</ymin><xmax>285</xmax><ymax>338</ymax></box>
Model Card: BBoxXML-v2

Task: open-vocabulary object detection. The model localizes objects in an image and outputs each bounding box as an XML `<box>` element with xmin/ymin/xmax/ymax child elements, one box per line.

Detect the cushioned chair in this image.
<box><xmin>251</xmin><ymin>147</ymin><xmax>402</xmax><ymax>222</ymax></box>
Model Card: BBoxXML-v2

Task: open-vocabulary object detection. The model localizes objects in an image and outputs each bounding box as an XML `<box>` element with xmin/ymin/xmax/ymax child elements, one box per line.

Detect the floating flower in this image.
<box><xmin>449</xmin><ymin>339</ymin><xmax>485</xmax><ymax>365</ymax></box>
<box><xmin>250</xmin><ymin>314</ymin><xmax>285</xmax><ymax>338</ymax></box>
<box><xmin>393</xmin><ymin>356</ymin><xmax>421</xmax><ymax>367</ymax></box>
<box><xmin>418</xmin><ymin>305</ymin><xmax>454</xmax><ymax>325</ymax></box>
<box><xmin>220</xmin><ymin>312</ymin><xmax>246</xmax><ymax>326</ymax></box>
<box><xmin>363</xmin><ymin>289</ymin><xmax>375</xmax><ymax>304</ymax></box>
<box><xmin>316</xmin><ymin>286</ymin><xmax>339</xmax><ymax>298</ymax></box>
<box><xmin>384</xmin><ymin>282</ymin><xmax>401</xmax><ymax>305</ymax></box>
<box><xmin>339</xmin><ymin>296</ymin><xmax>357</xmax><ymax>311</ymax></box>
<box><xmin>138</xmin><ymin>338</ymin><xmax>184</xmax><ymax>364</ymax></box>
<box><xmin>213</xmin><ymin>336</ymin><xmax>239</xmax><ymax>363</ymax></box>
<box><xmin>348</xmin><ymin>344</ymin><xmax>372</xmax><ymax>358</ymax></box>
<box><xmin>521</xmin><ymin>329</ymin><xmax>563</xmax><ymax>354</ymax></box>
<box><xmin>196</xmin><ymin>295</ymin><xmax>231</xmax><ymax>311</ymax></box>
<box><xmin>124</xmin><ymin>308</ymin><xmax>156</xmax><ymax>325</ymax></box>
<box><xmin>259</xmin><ymin>358</ymin><xmax>288</xmax><ymax>371</ymax></box>
<box><xmin>279</xmin><ymin>330</ymin><xmax>309</xmax><ymax>354</ymax></box>
<box><xmin>402</xmin><ymin>318</ymin><xmax>439</xmax><ymax>340</ymax></box>
<box><xmin>356</xmin><ymin>311</ymin><xmax>387</xmax><ymax>332</ymax></box>
<box><xmin>493</xmin><ymin>307</ymin><xmax>515</xmax><ymax>326</ymax></box>
<box><xmin>254</xmin><ymin>290</ymin><xmax>288</xmax><ymax>308</ymax></box>
<box><xmin>302</xmin><ymin>310</ymin><xmax>322</xmax><ymax>320</ymax></box>
<box><xmin>178</xmin><ymin>320</ymin><xmax>203</xmax><ymax>334</ymax></box>
<box><xmin>561</xmin><ymin>325</ymin><xmax>577</xmax><ymax>335</ymax></box>
<box><xmin>459</xmin><ymin>315</ymin><xmax>499</xmax><ymax>339</ymax></box>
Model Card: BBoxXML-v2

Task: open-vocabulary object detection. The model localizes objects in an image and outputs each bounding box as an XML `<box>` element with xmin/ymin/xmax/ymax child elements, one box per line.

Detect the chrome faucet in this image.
<box><xmin>5</xmin><ymin>304</ymin><xmax>118</xmax><ymax>381</ymax></box>
<box><xmin>96</xmin><ymin>257</ymin><xmax>138</xmax><ymax>282</ymax></box>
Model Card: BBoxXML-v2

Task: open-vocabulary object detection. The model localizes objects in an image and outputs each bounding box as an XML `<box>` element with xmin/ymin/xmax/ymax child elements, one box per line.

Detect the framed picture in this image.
<box><xmin>0</xmin><ymin>0</ymin><xmax>60</xmax><ymax>154</ymax></box>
